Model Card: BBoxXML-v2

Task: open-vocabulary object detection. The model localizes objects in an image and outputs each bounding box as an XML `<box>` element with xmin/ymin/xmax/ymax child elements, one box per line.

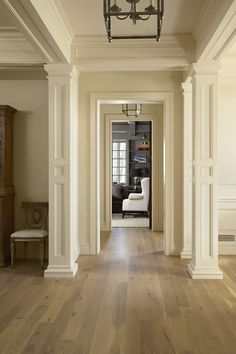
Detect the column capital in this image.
<box><xmin>181</xmin><ymin>77</ymin><xmax>192</xmax><ymax>94</ymax></box>
<box><xmin>44</xmin><ymin>63</ymin><xmax>79</xmax><ymax>80</ymax></box>
<box><xmin>190</xmin><ymin>61</ymin><xmax>221</xmax><ymax>77</ymax></box>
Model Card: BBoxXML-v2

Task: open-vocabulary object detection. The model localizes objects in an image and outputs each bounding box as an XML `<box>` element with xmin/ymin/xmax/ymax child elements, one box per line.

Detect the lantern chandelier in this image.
<box><xmin>122</xmin><ymin>104</ymin><xmax>142</xmax><ymax>117</ymax></box>
<box><xmin>103</xmin><ymin>0</ymin><xmax>164</xmax><ymax>42</ymax></box>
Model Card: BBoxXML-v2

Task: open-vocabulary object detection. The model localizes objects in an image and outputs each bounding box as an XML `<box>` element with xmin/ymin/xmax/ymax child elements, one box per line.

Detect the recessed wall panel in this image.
<box><xmin>54</xmin><ymin>183</ymin><xmax>64</xmax><ymax>257</ymax></box>
<box><xmin>201</xmin><ymin>84</ymin><xmax>212</xmax><ymax>160</ymax></box>
<box><xmin>54</xmin><ymin>85</ymin><xmax>66</xmax><ymax>160</ymax></box>
<box><xmin>201</xmin><ymin>183</ymin><xmax>213</xmax><ymax>258</ymax></box>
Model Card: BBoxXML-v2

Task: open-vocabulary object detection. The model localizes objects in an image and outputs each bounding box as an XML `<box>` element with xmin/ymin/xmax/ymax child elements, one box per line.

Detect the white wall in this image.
<box><xmin>0</xmin><ymin>79</ymin><xmax>48</xmax><ymax>258</ymax></box>
<box><xmin>79</xmin><ymin>71</ymin><xmax>183</xmax><ymax>254</ymax></box>
<box><xmin>218</xmin><ymin>85</ymin><xmax>236</xmax><ymax>254</ymax></box>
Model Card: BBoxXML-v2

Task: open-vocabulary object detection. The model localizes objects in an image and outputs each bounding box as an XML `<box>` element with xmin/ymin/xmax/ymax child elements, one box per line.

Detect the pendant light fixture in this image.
<box><xmin>104</xmin><ymin>0</ymin><xmax>164</xmax><ymax>42</ymax></box>
<box><xmin>122</xmin><ymin>104</ymin><xmax>142</xmax><ymax>117</ymax></box>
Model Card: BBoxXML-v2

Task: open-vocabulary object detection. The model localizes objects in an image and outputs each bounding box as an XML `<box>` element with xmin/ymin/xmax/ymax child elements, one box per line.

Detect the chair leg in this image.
<box><xmin>23</xmin><ymin>242</ymin><xmax>27</xmax><ymax>262</ymax></box>
<box><xmin>10</xmin><ymin>240</ymin><xmax>14</xmax><ymax>268</ymax></box>
<box><xmin>44</xmin><ymin>238</ymin><xmax>47</xmax><ymax>263</ymax></box>
<box><xmin>122</xmin><ymin>212</ymin><xmax>125</xmax><ymax>219</ymax></box>
<box><xmin>40</xmin><ymin>240</ymin><xmax>44</xmax><ymax>269</ymax></box>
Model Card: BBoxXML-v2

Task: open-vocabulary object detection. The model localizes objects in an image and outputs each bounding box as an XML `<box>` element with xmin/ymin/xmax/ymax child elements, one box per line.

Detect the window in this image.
<box><xmin>112</xmin><ymin>139</ymin><xmax>127</xmax><ymax>184</ymax></box>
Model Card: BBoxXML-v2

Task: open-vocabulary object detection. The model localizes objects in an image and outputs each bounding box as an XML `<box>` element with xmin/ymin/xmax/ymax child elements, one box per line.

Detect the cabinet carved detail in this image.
<box><xmin>0</xmin><ymin>105</ymin><xmax>17</xmax><ymax>266</ymax></box>
<box><xmin>0</xmin><ymin>120</ymin><xmax>3</xmax><ymax>183</ymax></box>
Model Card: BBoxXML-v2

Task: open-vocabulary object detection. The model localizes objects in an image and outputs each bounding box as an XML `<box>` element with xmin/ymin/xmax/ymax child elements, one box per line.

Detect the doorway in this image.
<box><xmin>89</xmin><ymin>92</ymin><xmax>174</xmax><ymax>256</ymax></box>
<box><xmin>111</xmin><ymin>120</ymin><xmax>152</xmax><ymax>229</ymax></box>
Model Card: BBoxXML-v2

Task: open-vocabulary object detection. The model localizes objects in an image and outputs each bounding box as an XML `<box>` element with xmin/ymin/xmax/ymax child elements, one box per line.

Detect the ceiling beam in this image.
<box><xmin>193</xmin><ymin>0</ymin><xmax>236</xmax><ymax>61</ymax></box>
<box><xmin>72</xmin><ymin>34</ymin><xmax>195</xmax><ymax>72</ymax></box>
<box><xmin>2</xmin><ymin>0</ymin><xmax>73</xmax><ymax>63</ymax></box>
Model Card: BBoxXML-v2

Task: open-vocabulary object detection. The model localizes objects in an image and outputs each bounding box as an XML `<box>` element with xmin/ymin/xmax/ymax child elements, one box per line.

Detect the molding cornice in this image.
<box><xmin>44</xmin><ymin>63</ymin><xmax>79</xmax><ymax>80</ymax></box>
<box><xmin>189</xmin><ymin>61</ymin><xmax>221</xmax><ymax>77</ymax></box>
<box><xmin>2</xmin><ymin>0</ymin><xmax>72</xmax><ymax>63</ymax></box>
<box><xmin>72</xmin><ymin>34</ymin><xmax>195</xmax><ymax>72</ymax></box>
<box><xmin>193</xmin><ymin>0</ymin><xmax>236</xmax><ymax>61</ymax></box>
<box><xmin>0</xmin><ymin>30</ymin><xmax>44</xmax><ymax>64</ymax></box>
<box><xmin>181</xmin><ymin>78</ymin><xmax>192</xmax><ymax>93</ymax></box>
<box><xmin>28</xmin><ymin>0</ymin><xmax>73</xmax><ymax>60</ymax></box>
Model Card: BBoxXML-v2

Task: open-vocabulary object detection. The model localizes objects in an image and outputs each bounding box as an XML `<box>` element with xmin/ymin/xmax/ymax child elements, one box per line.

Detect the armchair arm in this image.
<box><xmin>128</xmin><ymin>193</ymin><xmax>144</xmax><ymax>200</ymax></box>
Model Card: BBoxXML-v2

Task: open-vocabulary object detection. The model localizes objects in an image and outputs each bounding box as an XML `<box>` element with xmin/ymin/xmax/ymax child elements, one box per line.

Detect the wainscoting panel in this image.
<box><xmin>219</xmin><ymin>193</ymin><xmax>236</xmax><ymax>255</ymax></box>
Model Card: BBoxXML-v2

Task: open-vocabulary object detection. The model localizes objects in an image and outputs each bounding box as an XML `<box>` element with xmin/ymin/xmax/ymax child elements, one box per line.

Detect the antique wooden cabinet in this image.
<box><xmin>0</xmin><ymin>105</ymin><xmax>17</xmax><ymax>266</ymax></box>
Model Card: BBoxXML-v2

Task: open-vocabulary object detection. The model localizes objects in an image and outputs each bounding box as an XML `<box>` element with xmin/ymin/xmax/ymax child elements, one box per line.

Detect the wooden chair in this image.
<box><xmin>10</xmin><ymin>202</ymin><xmax>49</xmax><ymax>269</ymax></box>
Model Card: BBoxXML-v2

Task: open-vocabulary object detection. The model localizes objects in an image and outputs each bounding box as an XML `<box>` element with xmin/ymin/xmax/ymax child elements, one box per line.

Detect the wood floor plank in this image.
<box><xmin>1</xmin><ymin>229</ymin><xmax>236</xmax><ymax>354</ymax></box>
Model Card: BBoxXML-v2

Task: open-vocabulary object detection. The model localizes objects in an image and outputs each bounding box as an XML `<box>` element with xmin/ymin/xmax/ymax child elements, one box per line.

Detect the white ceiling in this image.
<box><xmin>0</xmin><ymin>0</ymin><xmax>235</xmax><ymax>70</ymax></box>
<box><xmin>0</xmin><ymin>1</ymin><xmax>17</xmax><ymax>28</ymax></box>
<box><xmin>58</xmin><ymin>0</ymin><xmax>207</xmax><ymax>37</ymax></box>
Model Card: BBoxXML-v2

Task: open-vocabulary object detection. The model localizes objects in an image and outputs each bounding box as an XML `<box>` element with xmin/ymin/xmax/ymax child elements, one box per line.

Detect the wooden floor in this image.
<box><xmin>0</xmin><ymin>228</ymin><xmax>236</xmax><ymax>354</ymax></box>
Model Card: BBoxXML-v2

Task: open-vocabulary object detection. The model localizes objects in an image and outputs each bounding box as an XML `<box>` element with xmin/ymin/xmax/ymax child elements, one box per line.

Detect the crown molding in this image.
<box><xmin>193</xmin><ymin>0</ymin><xmax>236</xmax><ymax>61</ymax></box>
<box><xmin>2</xmin><ymin>0</ymin><xmax>72</xmax><ymax>63</ymax></box>
<box><xmin>72</xmin><ymin>34</ymin><xmax>195</xmax><ymax>72</ymax></box>
<box><xmin>53</xmin><ymin>0</ymin><xmax>74</xmax><ymax>40</ymax></box>
<box><xmin>28</xmin><ymin>0</ymin><xmax>73</xmax><ymax>60</ymax></box>
<box><xmin>0</xmin><ymin>64</ymin><xmax>46</xmax><ymax>80</ymax></box>
<box><xmin>0</xmin><ymin>29</ymin><xmax>44</xmax><ymax>64</ymax></box>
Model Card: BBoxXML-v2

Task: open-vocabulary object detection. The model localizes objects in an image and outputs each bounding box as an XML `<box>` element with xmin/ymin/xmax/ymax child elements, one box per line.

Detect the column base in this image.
<box><xmin>44</xmin><ymin>263</ymin><xmax>78</xmax><ymax>278</ymax></box>
<box><xmin>180</xmin><ymin>248</ymin><xmax>192</xmax><ymax>259</ymax></box>
<box><xmin>187</xmin><ymin>263</ymin><xmax>223</xmax><ymax>279</ymax></box>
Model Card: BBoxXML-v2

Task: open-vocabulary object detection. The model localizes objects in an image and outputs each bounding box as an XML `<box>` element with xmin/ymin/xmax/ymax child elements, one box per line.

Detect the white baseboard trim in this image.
<box><xmin>171</xmin><ymin>243</ymin><xmax>181</xmax><ymax>256</ymax></box>
<box><xmin>80</xmin><ymin>243</ymin><xmax>91</xmax><ymax>255</ymax></box>
<box><xmin>219</xmin><ymin>241</ymin><xmax>236</xmax><ymax>255</ymax></box>
<box><xmin>180</xmin><ymin>248</ymin><xmax>192</xmax><ymax>259</ymax></box>
<box><xmin>187</xmin><ymin>263</ymin><xmax>223</xmax><ymax>279</ymax></box>
<box><xmin>100</xmin><ymin>222</ymin><xmax>106</xmax><ymax>231</ymax></box>
<box><xmin>165</xmin><ymin>244</ymin><xmax>181</xmax><ymax>256</ymax></box>
<box><xmin>44</xmin><ymin>263</ymin><xmax>78</xmax><ymax>278</ymax></box>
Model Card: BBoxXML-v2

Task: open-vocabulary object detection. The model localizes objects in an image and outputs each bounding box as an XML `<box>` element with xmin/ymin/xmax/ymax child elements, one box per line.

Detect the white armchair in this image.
<box><xmin>122</xmin><ymin>177</ymin><xmax>150</xmax><ymax>218</ymax></box>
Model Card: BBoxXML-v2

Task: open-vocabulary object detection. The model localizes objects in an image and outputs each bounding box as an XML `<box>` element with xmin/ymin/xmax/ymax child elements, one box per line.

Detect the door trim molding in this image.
<box><xmin>90</xmin><ymin>92</ymin><xmax>174</xmax><ymax>255</ymax></box>
<box><xmin>103</xmin><ymin>114</ymin><xmax>163</xmax><ymax>232</ymax></box>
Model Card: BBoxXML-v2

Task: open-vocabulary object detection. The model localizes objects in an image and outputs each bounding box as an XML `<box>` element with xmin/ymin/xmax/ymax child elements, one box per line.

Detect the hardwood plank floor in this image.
<box><xmin>0</xmin><ymin>228</ymin><xmax>236</xmax><ymax>354</ymax></box>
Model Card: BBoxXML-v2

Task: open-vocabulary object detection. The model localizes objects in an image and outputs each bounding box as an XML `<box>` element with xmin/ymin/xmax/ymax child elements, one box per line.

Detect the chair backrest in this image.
<box><xmin>22</xmin><ymin>202</ymin><xmax>48</xmax><ymax>230</ymax></box>
<box><xmin>141</xmin><ymin>177</ymin><xmax>150</xmax><ymax>209</ymax></box>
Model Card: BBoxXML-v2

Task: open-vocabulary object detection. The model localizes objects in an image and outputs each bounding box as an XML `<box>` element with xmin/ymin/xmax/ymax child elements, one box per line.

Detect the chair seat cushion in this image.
<box><xmin>128</xmin><ymin>193</ymin><xmax>143</xmax><ymax>200</ymax></box>
<box><xmin>11</xmin><ymin>229</ymin><xmax>48</xmax><ymax>238</ymax></box>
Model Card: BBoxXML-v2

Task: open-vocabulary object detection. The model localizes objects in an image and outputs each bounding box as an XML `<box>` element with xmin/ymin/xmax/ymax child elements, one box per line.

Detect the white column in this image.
<box><xmin>44</xmin><ymin>64</ymin><xmax>79</xmax><ymax>278</ymax></box>
<box><xmin>187</xmin><ymin>62</ymin><xmax>223</xmax><ymax>279</ymax></box>
<box><xmin>180</xmin><ymin>79</ymin><xmax>193</xmax><ymax>259</ymax></box>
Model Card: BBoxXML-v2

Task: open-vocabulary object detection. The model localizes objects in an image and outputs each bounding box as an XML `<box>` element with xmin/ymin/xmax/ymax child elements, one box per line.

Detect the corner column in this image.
<box><xmin>180</xmin><ymin>79</ymin><xmax>193</xmax><ymax>259</ymax></box>
<box><xmin>44</xmin><ymin>64</ymin><xmax>79</xmax><ymax>278</ymax></box>
<box><xmin>187</xmin><ymin>62</ymin><xmax>223</xmax><ymax>279</ymax></box>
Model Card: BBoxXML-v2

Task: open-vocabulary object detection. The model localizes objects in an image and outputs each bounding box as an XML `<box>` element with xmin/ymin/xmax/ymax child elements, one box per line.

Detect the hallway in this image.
<box><xmin>0</xmin><ymin>228</ymin><xmax>236</xmax><ymax>353</ymax></box>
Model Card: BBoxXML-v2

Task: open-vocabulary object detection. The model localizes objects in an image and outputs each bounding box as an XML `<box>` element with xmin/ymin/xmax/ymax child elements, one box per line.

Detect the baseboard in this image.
<box><xmin>187</xmin><ymin>263</ymin><xmax>223</xmax><ymax>279</ymax></box>
<box><xmin>100</xmin><ymin>222</ymin><xmax>111</xmax><ymax>232</ymax></box>
<box><xmin>171</xmin><ymin>243</ymin><xmax>181</xmax><ymax>256</ymax></box>
<box><xmin>80</xmin><ymin>243</ymin><xmax>91</xmax><ymax>255</ymax></box>
<box><xmin>100</xmin><ymin>222</ymin><xmax>106</xmax><ymax>231</ymax></box>
<box><xmin>44</xmin><ymin>263</ymin><xmax>78</xmax><ymax>278</ymax></box>
<box><xmin>180</xmin><ymin>248</ymin><xmax>192</xmax><ymax>259</ymax></box>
